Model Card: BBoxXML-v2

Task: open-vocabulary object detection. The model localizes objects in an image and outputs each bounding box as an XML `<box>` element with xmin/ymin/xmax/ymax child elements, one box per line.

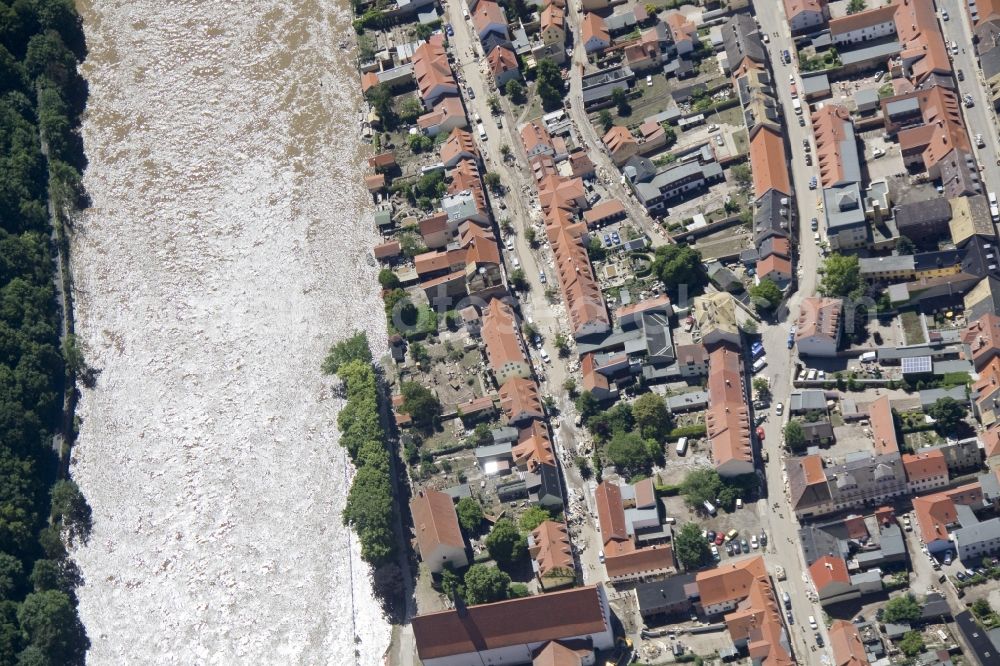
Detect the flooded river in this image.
<box><xmin>69</xmin><ymin>1</ymin><xmax>390</xmax><ymax>662</ymax></box>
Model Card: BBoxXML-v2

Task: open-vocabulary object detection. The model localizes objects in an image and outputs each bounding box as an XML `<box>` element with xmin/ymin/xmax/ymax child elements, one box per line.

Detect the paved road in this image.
<box><xmin>752</xmin><ymin>4</ymin><xmax>832</xmax><ymax>661</ymax></box>
<box><xmin>939</xmin><ymin>0</ymin><xmax>1000</xmax><ymax>196</ymax></box>
<box><xmin>563</xmin><ymin>3</ymin><xmax>673</xmax><ymax>248</ymax></box>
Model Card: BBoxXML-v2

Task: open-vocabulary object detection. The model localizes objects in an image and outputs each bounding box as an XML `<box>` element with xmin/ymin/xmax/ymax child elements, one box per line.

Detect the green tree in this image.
<box><xmin>663</xmin><ymin>125</ymin><xmax>677</xmax><ymax>148</ymax></box>
<box><xmin>440</xmin><ymin>566</ymin><xmax>463</xmax><ymax>601</ymax></box>
<box><xmin>819</xmin><ymin>253</ymin><xmax>862</xmax><ymax>299</ymax></box>
<box><xmin>898</xmin><ymin>630</ymin><xmax>924</xmax><ymax>657</ymax></box>
<box><xmin>50</xmin><ymin>480</ymin><xmax>90</xmax><ymax>539</ymax></box>
<box><xmin>606</xmin><ymin>431</ymin><xmax>655</xmax><ymax>475</ymax></box>
<box><xmin>409</xmin><ymin>341</ymin><xmax>431</xmax><ymax>369</ymax></box>
<box><xmin>675</xmin><ymin>522</ymin><xmax>711</xmax><ymax>570</ymax></box>
<box><xmin>509</xmin><ymin>268</ymin><xmax>529</xmax><ymax>291</ymax></box>
<box><xmin>599</xmin><ymin>109</ymin><xmax>613</xmax><ymax>132</ymax></box>
<box><xmin>456</xmin><ymin>497</ymin><xmax>484</xmax><ymax>533</ymax></box>
<box><xmin>612</xmin><ymin>87</ymin><xmax>631</xmax><ymax>115</ymax></box>
<box><xmin>749</xmin><ymin>279</ymin><xmax>783</xmax><ymax>311</ymax></box>
<box><xmin>0</xmin><ymin>554</ymin><xmax>22</xmax><ymax>600</ymax></box>
<box><xmin>519</xmin><ymin>506</ymin><xmax>552</xmax><ymax>532</ymax></box>
<box><xmin>508</xmin><ymin>582</ymin><xmax>531</xmax><ymax>598</ymax></box>
<box><xmin>505</xmin><ymin>78</ymin><xmax>525</xmax><ymax>103</ymax></box>
<box><xmin>896</xmin><ymin>235</ymin><xmax>915</xmax><ymax>255</ymax></box>
<box><xmin>524</xmin><ymin>227</ymin><xmax>537</xmax><ymax>246</ymax></box>
<box><xmin>681</xmin><ymin>468</ymin><xmax>723</xmax><ymax>508</ymax></box>
<box><xmin>927</xmin><ymin>397</ymin><xmax>966</xmax><ymax>431</ymax></box>
<box><xmin>576</xmin><ymin>390</ymin><xmax>601</xmax><ymax>419</ymax></box>
<box><xmin>752</xmin><ymin>377</ymin><xmax>771</xmax><ymax>400</ymax></box>
<box><xmin>484</xmin><ymin>172</ymin><xmax>502</xmax><ymax>192</ymax></box>
<box><xmin>847</xmin><ymin>0</ymin><xmax>867</xmax><ymax>13</ymax></box>
<box><xmin>17</xmin><ymin>590</ymin><xmax>87</xmax><ymax>664</ymax></box>
<box><xmin>378</xmin><ymin>268</ymin><xmax>401</xmax><ymax>289</ymax></box>
<box><xmin>784</xmin><ymin>420</ymin><xmax>806</xmax><ymax>450</ymax></box>
<box><xmin>587</xmin><ymin>235</ymin><xmax>607</xmax><ymax>261</ymax></box>
<box><xmin>652</xmin><ymin>245</ymin><xmax>707</xmax><ymax>299</ymax></box>
<box><xmin>731</xmin><ymin>163</ymin><xmax>752</xmax><ymax>189</ymax></box>
<box><xmin>397</xmin><ymin>96</ymin><xmax>424</xmax><ymax>124</ymax></box>
<box><xmin>972</xmin><ymin>597</ymin><xmax>993</xmax><ymax>619</ymax></box>
<box><xmin>463</xmin><ymin>564</ymin><xmax>511</xmax><ymax>605</ymax></box>
<box><xmin>408</xmin><ymin>133</ymin><xmax>433</xmax><ymax>153</ymax></box>
<box><xmin>29</xmin><ymin>560</ymin><xmax>63</xmax><ymax>593</ymax></box>
<box><xmin>562</xmin><ymin>377</ymin><xmax>577</xmax><ymax>395</ymax></box>
<box><xmin>632</xmin><ymin>393</ymin><xmax>671</xmax><ymax>440</ymax></box>
<box><xmin>554</xmin><ymin>333</ymin><xmax>570</xmax><ymax>357</ymax></box>
<box><xmin>485</xmin><ymin>519</ymin><xmax>527</xmax><ymax>565</ymax></box>
<box><xmin>535</xmin><ymin>59</ymin><xmax>565</xmax><ymax>111</ymax></box>
<box><xmin>487</xmin><ymin>94</ymin><xmax>501</xmax><ymax>114</ymax></box>
<box><xmin>365</xmin><ymin>82</ymin><xmax>397</xmax><ymax>127</ymax></box>
<box><xmin>399</xmin><ymin>382</ymin><xmax>442</xmax><ymax>433</ymax></box>
<box><xmin>883</xmin><ymin>594</ymin><xmax>921</xmax><ymax>623</ymax></box>
<box><xmin>322</xmin><ymin>331</ymin><xmax>372</xmax><ymax>374</ymax></box>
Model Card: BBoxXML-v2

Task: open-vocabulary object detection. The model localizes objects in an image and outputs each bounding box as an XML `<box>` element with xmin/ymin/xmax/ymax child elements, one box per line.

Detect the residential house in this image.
<box><xmin>635</xmin><ymin>573</ymin><xmax>698</xmax><ymax>619</ymax></box>
<box><xmin>499</xmin><ymin>376</ymin><xmax>544</xmax><ymax>426</ymax></box>
<box><xmin>581</xmin><ymin>13</ymin><xmax>611</xmax><ymax>54</ymax></box>
<box><xmin>595</xmin><ymin>480</ymin><xmax>675</xmax><ymax>585</ymax></box>
<box><xmin>788</xmin><ymin>452</ymin><xmax>908</xmax><ymax>519</ymax></box>
<box><xmin>676</xmin><ymin>344</ymin><xmax>710</xmax><ymax>378</ymax></box>
<box><xmin>528</xmin><ymin>520</ymin><xmax>575</xmax><ymax>590</ymax></box>
<box><xmin>706</xmin><ymin>343</ymin><xmax>754</xmax><ymax>477</ymax></box>
<box><xmin>693</xmin><ymin>292</ymin><xmax>741</xmax><ymax>348</ymax></box>
<box><xmin>623</xmin><ymin>152</ymin><xmax>724</xmax><ymax>213</ymax></box>
<box><xmin>487</xmin><ymin>45</ymin><xmax>520</xmax><ymax>88</ymax></box>
<box><xmin>539</xmin><ymin>3</ymin><xmax>566</xmax><ymax>46</ymax></box>
<box><xmin>471</xmin><ymin>0</ymin><xmax>510</xmax><ymax>47</ymax></box>
<box><xmin>963</xmin><ymin>312</ymin><xmax>1000</xmax><ymax>371</ymax></box>
<box><xmin>810</xmin><ymin>555</ymin><xmax>859</xmax><ymax>606</ymax></box>
<box><xmin>828</xmin><ymin>620</ymin><xmax>871</xmax><ymax>666</ymax></box>
<box><xmin>869</xmin><ymin>395</ymin><xmax>899</xmax><ymax>457</ymax></box>
<box><xmin>665</xmin><ymin>12</ymin><xmax>697</xmax><ymax>56</ymax></box>
<box><xmin>894</xmin><ymin>197</ymin><xmax>953</xmax><ymax>245</ymax></box>
<box><xmin>544</xmin><ymin>202</ymin><xmax>610</xmax><ymax>339</ymax></box>
<box><xmin>695</xmin><ymin>556</ymin><xmax>795</xmax><ymax>665</ymax></box>
<box><xmin>749</xmin><ymin>126</ymin><xmax>792</xmax><ymax>202</ymax></box>
<box><xmin>950</xmin><ymin>195</ymin><xmax>996</xmax><ymax>248</ymax></box>
<box><xmin>911</xmin><ymin>482</ymin><xmax>984</xmax><ymax>556</ymax></box>
<box><xmin>603</xmin><ymin>126</ymin><xmax>639</xmax><ymax>166</ymax></box>
<box><xmin>784</xmin><ymin>0</ymin><xmax>828</xmax><ymax>34</ymax></box>
<box><xmin>722</xmin><ymin>14</ymin><xmax>766</xmax><ymax>76</ymax></box>
<box><xmin>903</xmin><ymin>449</ymin><xmax>949</xmax><ymax>493</ymax></box>
<box><xmin>756</xmin><ymin>254</ymin><xmax>793</xmax><ymax>287</ymax></box>
<box><xmin>410</xmin><ymin>489</ymin><xmax>468</xmax><ymax>573</ymax></box>
<box><xmin>795</xmin><ymin>297</ymin><xmax>843</xmax><ymax>357</ymax></box>
<box><xmin>413</xmin><ymin>38</ymin><xmax>458</xmax><ymax>108</ymax></box>
<box><xmin>440</xmin><ymin>128</ymin><xmax>479</xmax><ymax>169</ymax></box>
<box><xmin>521</xmin><ymin>121</ymin><xmax>558</xmax><ymax>159</ymax></box>
<box><xmin>481</xmin><ymin>298</ymin><xmax>531</xmax><ymax>384</ymax></box>
<box><xmin>412</xmin><ymin>585</ymin><xmax>615</xmax><ymax>666</ymax></box>
<box><xmin>418</xmin><ymin>96</ymin><xmax>468</xmax><ymax>137</ymax></box>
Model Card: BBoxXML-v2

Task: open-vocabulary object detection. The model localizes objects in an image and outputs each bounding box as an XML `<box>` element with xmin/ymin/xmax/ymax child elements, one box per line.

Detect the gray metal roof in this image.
<box><xmin>919</xmin><ymin>386</ymin><xmax>968</xmax><ymax>407</ymax></box>
<box><xmin>955</xmin><ymin>516</ymin><xmax>1000</xmax><ymax>549</ymax></box>
<box><xmin>824</xmin><ymin>182</ymin><xmax>867</xmax><ymax>231</ymax></box>
<box><xmin>802</xmin><ymin>73</ymin><xmax>830</xmax><ymax>95</ymax></box>
<box><xmin>666</xmin><ymin>390</ymin><xmax>708</xmax><ymax>412</ymax></box>
<box><xmin>605</xmin><ymin>11</ymin><xmax>636</xmax><ymax>33</ymax></box>
<box><xmin>860</xmin><ymin>254</ymin><xmax>915</xmax><ymax>275</ymax></box>
<box><xmin>475</xmin><ymin>442</ymin><xmax>513</xmax><ymax>459</ymax></box>
<box><xmin>894</xmin><ymin>197</ymin><xmax>953</xmax><ymax>234</ymax></box>
<box><xmin>981</xmin><ymin>42</ymin><xmax>1000</xmax><ymax>80</ymax></box>
<box><xmin>790</xmin><ymin>390</ymin><xmax>827</xmax><ymax>413</ymax></box>
<box><xmin>635</xmin><ymin>572</ymin><xmax>698</xmax><ymax>612</ymax></box>
<box><xmin>885</xmin><ymin>96</ymin><xmax>921</xmax><ymax>118</ymax></box>
<box><xmin>839</xmin><ymin>40</ymin><xmax>901</xmax><ymax>67</ymax></box>
<box><xmin>722</xmin><ymin>14</ymin><xmax>764</xmax><ymax>70</ymax></box>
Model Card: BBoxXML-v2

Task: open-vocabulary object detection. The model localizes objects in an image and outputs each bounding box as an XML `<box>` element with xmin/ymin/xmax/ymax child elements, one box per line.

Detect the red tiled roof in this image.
<box><xmin>750</xmin><ymin>126</ymin><xmax>791</xmax><ymax>199</ymax></box>
<box><xmin>829</xmin><ymin>620</ymin><xmax>871</xmax><ymax>666</ymax></box>
<box><xmin>706</xmin><ymin>343</ymin><xmax>752</xmax><ymax>470</ymax></box>
<box><xmin>809</xmin><ymin>555</ymin><xmax>850</xmax><ymax>593</ymax></box>
<box><xmin>868</xmin><ymin>395</ymin><xmax>899</xmax><ymax>456</ymax></box>
<box><xmin>902</xmin><ymin>449</ymin><xmax>947</xmax><ymax>483</ymax></box>
<box><xmin>410</xmin><ymin>489</ymin><xmax>465</xmax><ymax>557</ymax></box>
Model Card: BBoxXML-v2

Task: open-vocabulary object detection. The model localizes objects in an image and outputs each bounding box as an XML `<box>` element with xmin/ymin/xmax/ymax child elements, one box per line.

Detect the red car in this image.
<box><xmin>715</xmin><ymin>533</ymin><xmax>725</xmax><ymax>546</ymax></box>
<box><xmin>757</xmin><ymin>426</ymin><xmax>766</xmax><ymax>440</ymax></box>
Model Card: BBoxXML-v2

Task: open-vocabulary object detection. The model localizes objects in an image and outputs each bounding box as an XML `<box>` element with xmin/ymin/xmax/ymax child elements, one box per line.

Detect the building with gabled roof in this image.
<box><xmin>911</xmin><ymin>482</ymin><xmax>984</xmax><ymax>554</ymax></box>
<box><xmin>693</xmin><ymin>292</ymin><xmax>741</xmax><ymax>348</ymax></box>
<box><xmin>869</xmin><ymin>395</ymin><xmax>899</xmax><ymax>457</ymax></box>
<box><xmin>481</xmin><ymin>298</ymin><xmax>531</xmax><ymax>384</ymax></box>
<box><xmin>810</xmin><ymin>555</ymin><xmax>857</xmax><ymax>605</ymax></box>
<box><xmin>706</xmin><ymin>342</ymin><xmax>753</xmax><ymax>477</ymax></box>
<box><xmin>973</xmin><ymin>356</ymin><xmax>1000</xmax><ymax>427</ymax></box>
<box><xmin>595</xmin><ymin>480</ymin><xmax>675</xmax><ymax>584</ymax></box>
<box><xmin>440</xmin><ymin>127</ymin><xmax>479</xmax><ymax>168</ymax></box>
<box><xmin>665</xmin><ymin>12</ymin><xmax>697</xmax><ymax>55</ymax></box>
<box><xmin>788</xmin><ymin>451</ymin><xmax>907</xmax><ymax>519</ymax></box>
<box><xmin>903</xmin><ymin>449</ymin><xmax>949</xmax><ymax>493</ymax></box>
<box><xmin>418</xmin><ymin>95</ymin><xmax>468</xmax><ymax>136</ymax></box>
<box><xmin>499</xmin><ymin>376</ymin><xmax>544</xmax><ymax>426</ymax></box>
<box><xmin>471</xmin><ymin>0</ymin><xmax>509</xmax><ymax>44</ymax></box>
<box><xmin>603</xmin><ymin>126</ymin><xmax>639</xmax><ymax>166</ymax></box>
<box><xmin>488</xmin><ymin>45</ymin><xmax>520</xmax><ymax>88</ymax></box>
<box><xmin>413</xmin><ymin>38</ymin><xmax>458</xmax><ymax>108</ymax></box>
<box><xmin>528</xmin><ymin>520</ymin><xmax>574</xmax><ymax>586</ymax></box>
<box><xmin>540</xmin><ymin>3</ymin><xmax>567</xmax><ymax>46</ymax></box>
<box><xmin>829</xmin><ymin>619</ymin><xmax>871</xmax><ymax>666</ymax></box>
<box><xmin>581</xmin><ymin>13</ymin><xmax>610</xmax><ymax>53</ymax></box>
<box><xmin>749</xmin><ymin>126</ymin><xmax>792</xmax><ymax>200</ymax></box>
<box><xmin>784</xmin><ymin>0</ymin><xmax>828</xmax><ymax>34</ymax></box>
<box><xmin>513</xmin><ymin>420</ymin><xmax>556</xmax><ymax>472</ymax></box>
<box><xmin>412</xmin><ymin>585</ymin><xmax>615</xmax><ymax>666</ymax></box>
<box><xmin>812</xmin><ymin>105</ymin><xmax>861</xmax><ymax>189</ymax></box>
<box><xmin>962</xmin><ymin>312</ymin><xmax>1000</xmax><ymax>371</ymax></box>
<box><xmin>795</xmin><ymin>297</ymin><xmax>842</xmax><ymax>357</ymax></box>
<box><xmin>695</xmin><ymin>556</ymin><xmax>768</xmax><ymax>615</ymax></box>
<box><xmin>410</xmin><ymin>489</ymin><xmax>468</xmax><ymax>573</ymax></box>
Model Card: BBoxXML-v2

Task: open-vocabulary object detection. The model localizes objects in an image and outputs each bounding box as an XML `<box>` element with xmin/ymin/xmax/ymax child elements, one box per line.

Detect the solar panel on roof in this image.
<box><xmin>901</xmin><ymin>356</ymin><xmax>932</xmax><ymax>375</ymax></box>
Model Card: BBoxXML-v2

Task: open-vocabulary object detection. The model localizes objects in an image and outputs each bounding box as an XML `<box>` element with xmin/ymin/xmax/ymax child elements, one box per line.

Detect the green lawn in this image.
<box><xmin>900</xmin><ymin>311</ymin><xmax>926</xmax><ymax>345</ymax></box>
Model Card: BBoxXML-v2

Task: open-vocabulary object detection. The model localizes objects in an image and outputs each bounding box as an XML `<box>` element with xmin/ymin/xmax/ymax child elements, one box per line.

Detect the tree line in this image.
<box><xmin>1</xmin><ymin>1</ymin><xmax>92</xmax><ymax>664</ymax></box>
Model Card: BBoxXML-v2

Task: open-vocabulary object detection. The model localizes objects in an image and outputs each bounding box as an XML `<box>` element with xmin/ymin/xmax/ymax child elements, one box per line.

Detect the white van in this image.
<box><xmin>676</xmin><ymin>437</ymin><xmax>689</xmax><ymax>456</ymax></box>
<box><xmin>703</xmin><ymin>500</ymin><xmax>717</xmax><ymax>516</ymax></box>
<box><xmin>990</xmin><ymin>192</ymin><xmax>999</xmax><ymax>221</ymax></box>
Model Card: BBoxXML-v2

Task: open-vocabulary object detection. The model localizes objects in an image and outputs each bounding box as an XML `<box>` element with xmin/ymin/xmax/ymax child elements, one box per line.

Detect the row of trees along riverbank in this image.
<box><xmin>1</xmin><ymin>1</ymin><xmax>94</xmax><ymax>664</ymax></box>
<box><xmin>322</xmin><ymin>332</ymin><xmax>408</xmax><ymax>617</ymax></box>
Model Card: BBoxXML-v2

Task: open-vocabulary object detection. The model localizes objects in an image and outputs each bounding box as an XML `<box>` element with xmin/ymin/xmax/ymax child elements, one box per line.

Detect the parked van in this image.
<box><xmin>676</xmin><ymin>437</ymin><xmax>689</xmax><ymax>456</ymax></box>
<box><xmin>703</xmin><ymin>500</ymin><xmax>717</xmax><ymax>516</ymax></box>
<box><xmin>726</xmin><ymin>529</ymin><xmax>739</xmax><ymax>541</ymax></box>
<box><xmin>664</xmin><ymin>517</ymin><xmax>676</xmax><ymax>525</ymax></box>
<box><xmin>752</xmin><ymin>357</ymin><xmax>767</xmax><ymax>373</ymax></box>
<box><xmin>792</xmin><ymin>98</ymin><xmax>802</xmax><ymax>115</ymax></box>
<box><xmin>860</xmin><ymin>351</ymin><xmax>877</xmax><ymax>362</ymax></box>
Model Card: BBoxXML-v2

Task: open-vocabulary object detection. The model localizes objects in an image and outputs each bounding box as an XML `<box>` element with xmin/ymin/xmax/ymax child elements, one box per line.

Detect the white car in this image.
<box><xmin>646</xmin><ymin>74</ymin><xmax>653</xmax><ymax>87</ymax></box>
<box><xmin>540</xmin><ymin>349</ymin><xmax>550</xmax><ymax>363</ymax></box>
<box><xmin>751</xmin><ymin>535</ymin><xmax>759</xmax><ymax>549</ymax></box>
<box><xmin>977</xmin><ymin>133</ymin><xmax>986</xmax><ymax>148</ymax></box>
<box><xmin>942</xmin><ymin>10</ymin><xmax>949</xmax><ymax>20</ymax></box>
<box><xmin>775</xmin><ymin>402</ymin><xmax>784</xmax><ymax>416</ymax></box>
<box><xmin>809</xmin><ymin>616</ymin><xmax>818</xmax><ymax>630</ymax></box>
<box><xmin>872</xmin><ymin>147</ymin><xmax>885</xmax><ymax>158</ymax></box>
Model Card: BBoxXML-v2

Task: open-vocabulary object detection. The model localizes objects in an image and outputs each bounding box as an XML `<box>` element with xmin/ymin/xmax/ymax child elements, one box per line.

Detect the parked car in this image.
<box><xmin>707</xmin><ymin>531</ymin><xmax>716</xmax><ymax>543</ymax></box>
<box><xmin>715</xmin><ymin>532</ymin><xmax>725</xmax><ymax>546</ymax></box>
<box><xmin>711</xmin><ymin>544</ymin><xmax>720</xmax><ymax>561</ymax></box>
<box><xmin>751</xmin><ymin>535</ymin><xmax>759</xmax><ymax>549</ymax></box>
<box><xmin>787</xmin><ymin>613</ymin><xmax>795</xmax><ymax>625</ymax></box>
<box><xmin>810</xmin><ymin>217</ymin><xmax>819</xmax><ymax>230</ymax></box>
<box><xmin>815</xmin><ymin>632</ymin><xmax>824</xmax><ymax>647</ymax></box>
<box><xmin>445</xmin><ymin>23</ymin><xmax>454</xmax><ymax>37</ymax></box>
<box><xmin>977</xmin><ymin>133</ymin><xmax>986</xmax><ymax>148</ymax></box>
<box><xmin>715</xmin><ymin>134</ymin><xmax>724</xmax><ymax>146</ymax></box>
<box><xmin>956</xmin><ymin>571</ymin><xmax>967</xmax><ymax>581</ymax></box>
<box><xmin>610</xmin><ymin>231</ymin><xmax>621</xmax><ymax>245</ymax></box>
<box><xmin>775</xmin><ymin>402</ymin><xmax>784</xmax><ymax>416</ymax></box>
<box><xmin>808</xmin><ymin>616</ymin><xmax>818</xmax><ymax>630</ymax></box>
<box><xmin>798</xmin><ymin>115</ymin><xmax>805</xmax><ymax>127</ymax></box>
<box><xmin>809</xmin><ymin>176</ymin><xmax>817</xmax><ymax>189</ymax></box>
<box><xmin>964</xmin><ymin>94</ymin><xmax>975</xmax><ymax>108</ymax></box>
<box><xmin>944</xmin><ymin>550</ymin><xmax>953</xmax><ymax>565</ymax></box>
<box><xmin>760</xmin><ymin>531</ymin><xmax>767</xmax><ymax>546</ymax></box>
<box><xmin>942</xmin><ymin>10</ymin><xmax>949</xmax><ymax>20</ymax></box>
<box><xmin>603</xmin><ymin>234</ymin><xmax>612</xmax><ymax>247</ymax></box>
<box><xmin>872</xmin><ymin>147</ymin><xmax>885</xmax><ymax>158</ymax></box>
<box><xmin>741</xmin><ymin>538</ymin><xmax>750</xmax><ymax>553</ymax></box>
<box><xmin>957</xmin><ymin>68</ymin><xmax>965</xmax><ymax>81</ymax></box>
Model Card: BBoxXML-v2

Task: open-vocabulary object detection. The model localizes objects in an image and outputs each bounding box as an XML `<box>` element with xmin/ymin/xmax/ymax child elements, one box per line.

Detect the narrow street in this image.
<box><xmin>939</xmin><ymin>0</ymin><xmax>1000</xmax><ymax>194</ymax></box>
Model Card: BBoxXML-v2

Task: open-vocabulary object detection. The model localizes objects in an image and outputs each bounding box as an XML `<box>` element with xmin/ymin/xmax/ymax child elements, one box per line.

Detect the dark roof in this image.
<box><xmin>893</xmin><ymin>197</ymin><xmax>952</xmax><ymax>234</ymax></box>
<box><xmin>961</xmin><ymin>236</ymin><xmax>1000</xmax><ymax>279</ymax></box>
<box><xmin>722</xmin><ymin>14</ymin><xmax>765</xmax><ymax>70</ymax></box>
<box><xmin>955</xmin><ymin>610</ymin><xmax>999</xmax><ymax>664</ymax></box>
<box><xmin>982</xmin><ymin>41</ymin><xmax>1000</xmax><ymax>79</ymax></box>
<box><xmin>939</xmin><ymin>149</ymin><xmax>984</xmax><ymax>200</ymax></box>
<box><xmin>913</xmin><ymin>249</ymin><xmax>962</xmax><ymax>272</ymax></box>
<box><xmin>635</xmin><ymin>572</ymin><xmax>698</xmax><ymax>612</ymax></box>
<box><xmin>920</xmin><ymin>592</ymin><xmax>952</xmax><ymax>621</ymax></box>
<box><xmin>967</xmin><ymin>277</ymin><xmax>1000</xmax><ymax>322</ymax></box>
<box><xmin>536</xmin><ymin>462</ymin><xmax>563</xmax><ymax>502</ymax></box>
<box><xmin>753</xmin><ymin>189</ymin><xmax>791</xmax><ymax>245</ymax></box>
<box><xmin>412</xmin><ymin>586</ymin><xmax>609</xmax><ymax>659</ymax></box>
